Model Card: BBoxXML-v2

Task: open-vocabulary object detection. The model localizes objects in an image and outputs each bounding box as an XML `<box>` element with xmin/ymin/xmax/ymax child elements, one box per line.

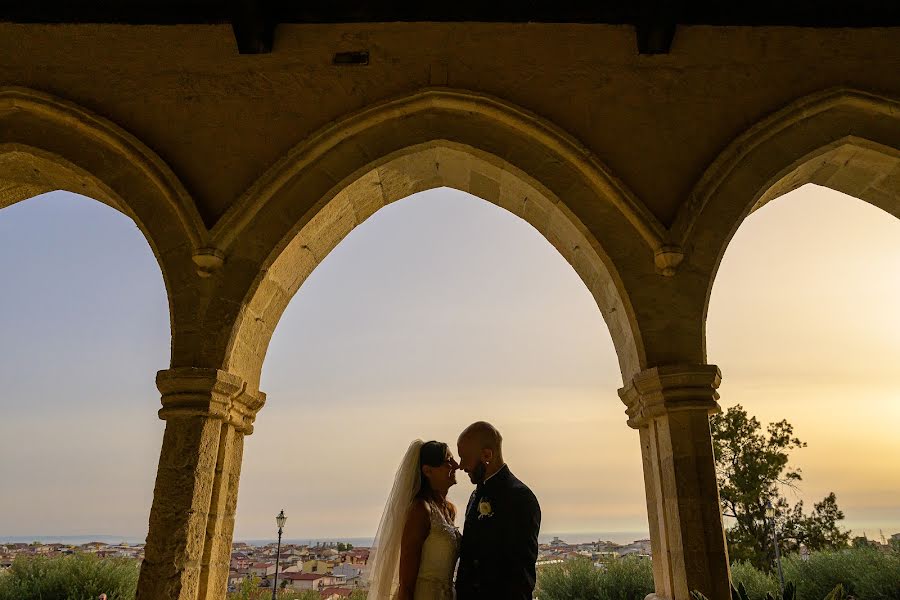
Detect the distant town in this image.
<box><xmin>3</xmin><ymin>532</ymin><xmax>897</xmax><ymax>598</ymax></box>
<box><xmin>0</xmin><ymin>535</ymin><xmax>656</xmax><ymax>596</ymax></box>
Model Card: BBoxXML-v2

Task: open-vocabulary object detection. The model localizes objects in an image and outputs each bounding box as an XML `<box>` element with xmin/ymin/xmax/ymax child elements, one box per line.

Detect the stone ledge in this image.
<box><xmin>619</xmin><ymin>364</ymin><xmax>722</xmax><ymax>429</ymax></box>
<box><xmin>156</xmin><ymin>367</ymin><xmax>266</xmax><ymax>434</ymax></box>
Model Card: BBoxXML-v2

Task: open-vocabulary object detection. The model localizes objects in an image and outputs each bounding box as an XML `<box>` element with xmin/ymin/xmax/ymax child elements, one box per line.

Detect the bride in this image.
<box><xmin>367</xmin><ymin>440</ymin><xmax>462</xmax><ymax>599</ymax></box>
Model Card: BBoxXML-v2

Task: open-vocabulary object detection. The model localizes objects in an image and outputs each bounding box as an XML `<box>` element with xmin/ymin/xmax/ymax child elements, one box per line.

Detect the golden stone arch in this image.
<box><xmin>670</xmin><ymin>88</ymin><xmax>900</xmax><ymax>350</ymax></box>
<box><xmin>209</xmin><ymin>88</ymin><xmax>661</xmax><ymax>392</ymax></box>
<box><xmin>0</xmin><ymin>86</ymin><xmax>208</xmax><ymax>351</ymax></box>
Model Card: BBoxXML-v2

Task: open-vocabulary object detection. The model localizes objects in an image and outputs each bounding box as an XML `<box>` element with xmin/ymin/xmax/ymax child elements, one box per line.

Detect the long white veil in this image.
<box><xmin>366</xmin><ymin>439</ymin><xmax>424</xmax><ymax>599</ymax></box>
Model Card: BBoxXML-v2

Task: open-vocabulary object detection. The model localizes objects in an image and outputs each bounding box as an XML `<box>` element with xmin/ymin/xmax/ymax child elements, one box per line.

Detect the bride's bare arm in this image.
<box><xmin>397</xmin><ymin>500</ymin><xmax>430</xmax><ymax>600</ymax></box>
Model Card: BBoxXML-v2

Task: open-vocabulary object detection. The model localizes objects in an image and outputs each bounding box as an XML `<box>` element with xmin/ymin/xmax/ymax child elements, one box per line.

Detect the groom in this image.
<box><xmin>456</xmin><ymin>422</ymin><xmax>541</xmax><ymax>599</ymax></box>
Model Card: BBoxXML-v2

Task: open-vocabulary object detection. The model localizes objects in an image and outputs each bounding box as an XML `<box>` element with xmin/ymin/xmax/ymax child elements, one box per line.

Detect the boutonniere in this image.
<box><xmin>477</xmin><ymin>498</ymin><xmax>494</xmax><ymax>520</ymax></box>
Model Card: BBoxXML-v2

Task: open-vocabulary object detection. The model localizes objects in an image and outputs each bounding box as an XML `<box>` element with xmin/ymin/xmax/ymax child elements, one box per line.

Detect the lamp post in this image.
<box><xmin>765</xmin><ymin>501</ymin><xmax>785</xmax><ymax>595</ymax></box>
<box><xmin>272</xmin><ymin>510</ymin><xmax>287</xmax><ymax>600</ymax></box>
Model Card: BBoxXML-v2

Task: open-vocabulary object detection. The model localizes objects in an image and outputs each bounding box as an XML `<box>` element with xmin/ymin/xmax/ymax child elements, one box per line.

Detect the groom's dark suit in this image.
<box><xmin>456</xmin><ymin>465</ymin><xmax>541</xmax><ymax>600</ymax></box>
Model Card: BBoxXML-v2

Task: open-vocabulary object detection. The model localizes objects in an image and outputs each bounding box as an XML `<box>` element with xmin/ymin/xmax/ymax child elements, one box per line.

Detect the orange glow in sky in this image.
<box><xmin>0</xmin><ymin>184</ymin><xmax>897</xmax><ymax>541</ymax></box>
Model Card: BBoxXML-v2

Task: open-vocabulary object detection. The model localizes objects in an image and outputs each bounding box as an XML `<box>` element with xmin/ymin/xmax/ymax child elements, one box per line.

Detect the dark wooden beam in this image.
<box><xmin>231</xmin><ymin>0</ymin><xmax>275</xmax><ymax>54</ymax></box>
<box><xmin>2</xmin><ymin>0</ymin><xmax>900</xmax><ymax>57</ymax></box>
<box><xmin>3</xmin><ymin>1</ymin><xmax>900</xmax><ymax>26</ymax></box>
<box><xmin>633</xmin><ymin>1</ymin><xmax>677</xmax><ymax>54</ymax></box>
<box><xmin>635</xmin><ymin>21</ymin><xmax>677</xmax><ymax>54</ymax></box>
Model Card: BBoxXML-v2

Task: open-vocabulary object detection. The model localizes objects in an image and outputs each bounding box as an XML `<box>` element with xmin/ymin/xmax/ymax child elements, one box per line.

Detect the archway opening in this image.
<box><xmin>233</xmin><ymin>186</ymin><xmax>648</xmax><ymax>582</ymax></box>
<box><xmin>0</xmin><ymin>191</ymin><xmax>169</xmax><ymax>548</ymax></box>
<box><xmin>221</xmin><ymin>141</ymin><xmax>646</xmax><ymax>394</ymax></box>
<box><xmin>707</xmin><ymin>182</ymin><xmax>900</xmax><ymax>562</ymax></box>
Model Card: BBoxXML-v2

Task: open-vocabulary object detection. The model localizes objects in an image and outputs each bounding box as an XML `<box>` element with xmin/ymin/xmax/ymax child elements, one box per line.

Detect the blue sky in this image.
<box><xmin>0</xmin><ymin>185</ymin><xmax>897</xmax><ymax>541</ymax></box>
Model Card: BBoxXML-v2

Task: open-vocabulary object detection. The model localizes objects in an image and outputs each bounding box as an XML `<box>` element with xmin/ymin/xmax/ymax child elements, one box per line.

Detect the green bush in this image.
<box><xmin>782</xmin><ymin>547</ymin><xmax>900</xmax><ymax>600</ymax></box>
<box><xmin>598</xmin><ymin>557</ymin><xmax>655</xmax><ymax>600</ymax></box>
<box><xmin>227</xmin><ymin>574</ymin><xmax>266</xmax><ymax>600</ymax></box>
<box><xmin>536</xmin><ymin>557</ymin><xmax>600</xmax><ymax>600</ymax></box>
<box><xmin>0</xmin><ymin>553</ymin><xmax>139</xmax><ymax>600</ymax></box>
<box><xmin>729</xmin><ymin>561</ymin><xmax>780</xmax><ymax>600</ymax></box>
<box><xmin>536</xmin><ymin>556</ymin><xmax>654</xmax><ymax>600</ymax></box>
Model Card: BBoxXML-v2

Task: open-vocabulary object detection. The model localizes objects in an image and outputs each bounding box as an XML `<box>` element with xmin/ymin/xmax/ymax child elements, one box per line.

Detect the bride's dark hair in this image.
<box><xmin>417</xmin><ymin>440</ymin><xmax>449</xmax><ymax>499</ymax></box>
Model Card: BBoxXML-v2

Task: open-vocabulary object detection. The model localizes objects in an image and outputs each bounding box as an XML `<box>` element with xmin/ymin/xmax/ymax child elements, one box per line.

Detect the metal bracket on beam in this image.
<box><xmin>232</xmin><ymin>0</ymin><xmax>275</xmax><ymax>54</ymax></box>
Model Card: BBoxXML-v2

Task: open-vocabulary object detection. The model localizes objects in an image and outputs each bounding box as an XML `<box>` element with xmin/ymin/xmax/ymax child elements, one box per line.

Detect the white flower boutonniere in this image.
<box><xmin>477</xmin><ymin>498</ymin><xmax>494</xmax><ymax>520</ymax></box>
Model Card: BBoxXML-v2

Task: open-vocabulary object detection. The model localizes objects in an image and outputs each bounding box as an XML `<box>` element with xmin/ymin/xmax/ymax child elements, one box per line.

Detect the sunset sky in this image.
<box><xmin>0</xmin><ymin>184</ymin><xmax>897</xmax><ymax>543</ymax></box>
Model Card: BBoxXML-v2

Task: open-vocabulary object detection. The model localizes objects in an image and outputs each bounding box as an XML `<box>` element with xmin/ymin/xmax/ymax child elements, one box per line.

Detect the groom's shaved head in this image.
<box><xmin>459</xmin><ymin>421</ymin><xmax>503</xmax><ymax>452</ymax></box>
<box><xmin>458</xmin><ymin>422</ymin><xmax>504</xmax><ymax>484</ymax></box>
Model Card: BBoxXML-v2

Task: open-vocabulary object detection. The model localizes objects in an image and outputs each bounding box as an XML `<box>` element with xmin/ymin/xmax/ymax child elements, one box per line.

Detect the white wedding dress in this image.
<box><xmin>367</xmin><ymin>440</ymin><xmax>462</xmax><ymax>600</ymax></box>
<box><xmin>411</xmin><ymin>502</ymin><xmax>461</xmax><ymax>600</ymax></box>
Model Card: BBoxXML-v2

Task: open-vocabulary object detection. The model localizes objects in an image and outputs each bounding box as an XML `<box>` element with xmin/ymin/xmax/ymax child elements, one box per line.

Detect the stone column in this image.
<box><xmin>137</xmin><ymin>368</ymin><xmax>265</xmax><ymax>600</ymax></box>
<box><xmin>619</xmin><ymin>365</ymin><xmax>731</xmax><ymax>600</ymax></box>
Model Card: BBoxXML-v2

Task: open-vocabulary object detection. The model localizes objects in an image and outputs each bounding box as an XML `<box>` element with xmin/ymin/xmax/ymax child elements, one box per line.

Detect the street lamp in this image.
<box><xmin>765</xmin><ymin>501</ymin><xmax>785</xmax><ymax>595</ymax></box>
<box><xmin>272</xmin><ymin>510</ymin><xmax>287</xmax><ymax>600</ymax></box>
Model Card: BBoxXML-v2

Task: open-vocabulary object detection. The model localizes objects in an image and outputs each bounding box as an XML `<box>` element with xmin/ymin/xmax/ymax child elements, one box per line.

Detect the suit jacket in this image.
<box><xmin>455</xmin><ymin>465</ymin><xmax>541</xmax><ymax>600</ymax></box>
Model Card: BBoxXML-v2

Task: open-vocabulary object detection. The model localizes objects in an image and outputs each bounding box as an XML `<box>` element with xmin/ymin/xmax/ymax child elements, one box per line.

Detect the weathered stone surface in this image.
<box><xmin>138</xmin><ymin>369</ymin><xmax>264</xmax><ymax>600</ymax></box>
<box><xmin>620</xmin><ymin>366</ymin><xmax>730</xmax><ymax>600</ymax></box>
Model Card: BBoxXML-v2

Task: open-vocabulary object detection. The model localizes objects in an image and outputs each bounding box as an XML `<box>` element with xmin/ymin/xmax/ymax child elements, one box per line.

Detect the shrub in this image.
<box><xmin>0</xmin><ymin>553</ymin><xmax>139</xmax><ymax>600</ymax></box>
<box><xmin>729</xmin><ymin>561</ymin><xmax>779</xmax><ymax>600</ymax></box>
<box><xmin>782</xmin><ymin>547</ymin><xmax>900</xmax><ymax>600</ymax></box>
<box><xmin>228</xmin><ymin>574</ymin><xmax>266</xmax><ymax>600</ymax></box>
<box><xmin>597</xmin><ymin>557</ymin><xmax>655</xmax><ymax>600</ymax></box>
<box><xmin>536</xmin><ymin>557</ymin><xmax>601</xmax><ymax>600</ymax></box>
<box><xmin>536</xmin><ymin>556</ymin><xmax>654</xmax><ymax>600</ymax></box>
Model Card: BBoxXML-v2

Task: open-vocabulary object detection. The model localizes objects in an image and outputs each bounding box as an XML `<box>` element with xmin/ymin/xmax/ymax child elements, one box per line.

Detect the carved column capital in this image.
<box><xmin>618</xmin><ymin>364</ymin><xmax>722</xmax><ymax>429</ymax></box>
<box><xmin>156</xmin><ymin>367</ymin><xmax>266</xmax><ymax>434</ymax></box>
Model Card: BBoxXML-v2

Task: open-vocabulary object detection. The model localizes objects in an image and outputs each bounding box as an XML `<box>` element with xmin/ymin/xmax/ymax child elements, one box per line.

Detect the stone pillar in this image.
<box><xmin>619</xmin><ymin>365</ymin><xmax>731</xmax><ymax>600</ymax></box>
<box><xmin>137</xmin><ymin>368</ymin><xmax>265</xmax><ymax>600</ymax></box>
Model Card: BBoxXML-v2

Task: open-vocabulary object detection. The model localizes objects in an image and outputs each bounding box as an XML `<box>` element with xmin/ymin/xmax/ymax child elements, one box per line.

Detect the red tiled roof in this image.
<box><xmin>281</xmin><ymin>572</ymin><xmax>324</xmax><ymax>580</ymax></box>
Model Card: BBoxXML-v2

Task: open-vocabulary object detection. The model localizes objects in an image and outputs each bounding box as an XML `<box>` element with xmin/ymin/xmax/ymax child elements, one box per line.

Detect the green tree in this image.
<box><xmin>781</xmin><ymin>493</ymin><xmax>849</xmax><ymax>554</ymax></box>
<box><xmin>229</xmin><ymin>574</ymin><xmax>265</xmax><ymax>600</ymax></box>
<box><xmin>710</xmin><ymin>405</ymin><xmax>849</xmax><ymax>570</ymax></box>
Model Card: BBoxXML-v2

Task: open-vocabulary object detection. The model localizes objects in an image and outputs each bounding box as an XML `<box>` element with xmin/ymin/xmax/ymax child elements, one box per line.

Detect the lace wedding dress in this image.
<box><xmin>367</xmin><ymin>440</ymin><xmax>462</xmax><ymax>600</ymax></box>
<box><xmin>411</xmin><ymin>502</ymin><xmax>461</xmax><ymax>600</ymax></box>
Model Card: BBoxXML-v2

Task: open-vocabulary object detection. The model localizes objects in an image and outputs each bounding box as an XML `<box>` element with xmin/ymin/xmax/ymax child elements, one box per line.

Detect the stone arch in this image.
<box><xmin>211</xmin><ymin>88</ymin><xmax>661</xmax><ymax>392</ymax></box>
<box><xmin>671</xmin><ymin>88</ymin><xmax>900</xmax><ymax>357</ymax></box>
<box><xmin>749</xmin><ymin>138</ymin><xmax>900</xmax><ymax>217</ymax></box>
<box><xmin>0</xmin><ymin>86</ymin><xmax>208</xmax><ymax>352</ymax></box>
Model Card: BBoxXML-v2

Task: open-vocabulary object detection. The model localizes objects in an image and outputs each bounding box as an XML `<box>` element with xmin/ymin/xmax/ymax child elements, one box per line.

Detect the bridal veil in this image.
<box><xmin>366</xmin><ymin>439</ymin><xmax>424</xmax><ymax>599</ymax></box>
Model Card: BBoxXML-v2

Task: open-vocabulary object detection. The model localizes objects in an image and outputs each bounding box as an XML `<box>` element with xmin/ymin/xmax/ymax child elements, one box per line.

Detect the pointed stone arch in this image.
<box><xmin>666</xmin><ymin>88</ymin><xmax>900</xmax><ymax>357</ymax></box>
<box><xmin>205</xmin><ymin>88</ymin><xmax>660</xmax><ymax>392</ymax></box>
<box><xmin>0</xmin><ymin>86</ymin><xmax>209</xmax><ymax>352</ymax></box>
<box><xmin>676</xmin><ymin>88</ymin><xmax>900</xmax><ymax>287</ymax></box>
